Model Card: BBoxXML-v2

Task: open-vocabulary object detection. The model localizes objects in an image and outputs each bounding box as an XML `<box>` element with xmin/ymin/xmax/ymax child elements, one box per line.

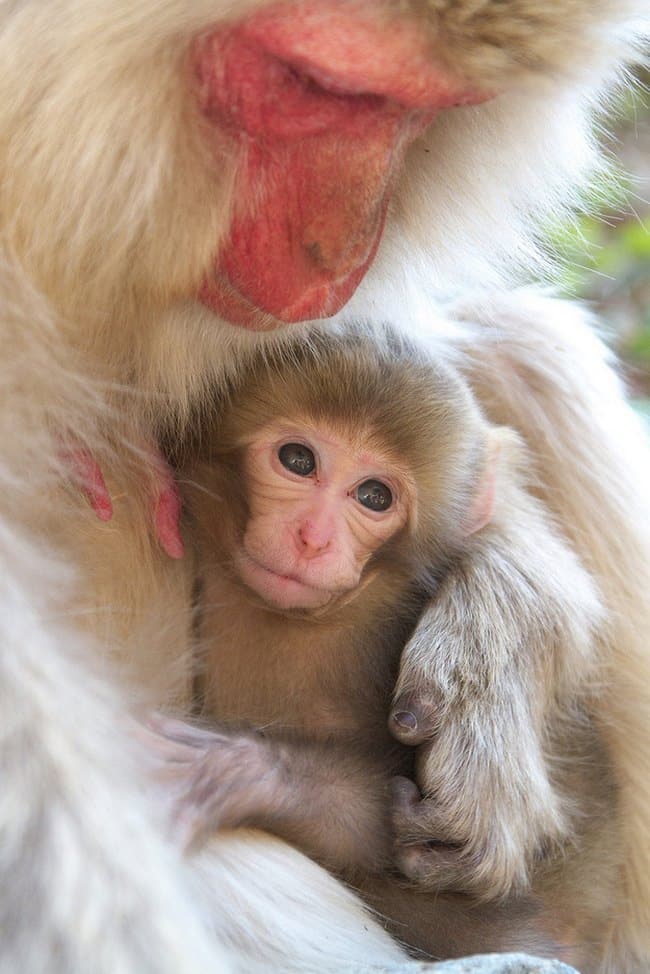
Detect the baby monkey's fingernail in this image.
<box><xmin>392</xmin><ymin>711</ymin><xmax>418</xmax><ymax>732</ymax></box>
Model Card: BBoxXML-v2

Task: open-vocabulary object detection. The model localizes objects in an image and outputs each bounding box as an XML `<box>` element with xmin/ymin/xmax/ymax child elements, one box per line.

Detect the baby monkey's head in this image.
<box><xmin>186</xmin><ymin>328</ymin><xmax>498</xmax><ymax>613</ymax></box>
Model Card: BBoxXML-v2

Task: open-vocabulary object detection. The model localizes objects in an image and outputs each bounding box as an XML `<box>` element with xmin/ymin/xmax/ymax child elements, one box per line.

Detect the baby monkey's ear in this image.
<box><xmin>462</xmin><ymin>430</ymin><xmax>505</xmax><ymax>537</ymax></box>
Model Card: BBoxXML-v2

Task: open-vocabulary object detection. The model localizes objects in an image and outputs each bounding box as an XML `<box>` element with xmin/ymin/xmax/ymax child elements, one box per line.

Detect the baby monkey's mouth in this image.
<box><xmin>235</xmin><ymin>549</ymin><xmax>335</xmax><ymax>611</ymax></box>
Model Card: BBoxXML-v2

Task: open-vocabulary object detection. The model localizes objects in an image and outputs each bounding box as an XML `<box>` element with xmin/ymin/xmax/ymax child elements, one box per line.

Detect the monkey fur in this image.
<box><xmin>0</xmin><ymin>1</ymin><xmax>647</xmax><ymax>972</ymax></box>
<box><xmin>150</xmin><ymin>328</ymin><xmax>606</xmax><ymax>967</ymax></box>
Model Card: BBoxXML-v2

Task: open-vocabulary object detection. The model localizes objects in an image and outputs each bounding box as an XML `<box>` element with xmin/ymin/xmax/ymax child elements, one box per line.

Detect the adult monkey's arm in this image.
<box><xmin>392</xmin><ymin>293</ymin><xmax>650</xmax><ymax>972</ymax></box>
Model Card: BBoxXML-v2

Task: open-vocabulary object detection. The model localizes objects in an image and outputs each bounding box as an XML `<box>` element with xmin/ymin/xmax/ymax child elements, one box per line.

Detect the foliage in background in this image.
<box><xmin>551</xmin><ymin>71</ymin><xmax>649</xmax><ymax>405</ymax></box>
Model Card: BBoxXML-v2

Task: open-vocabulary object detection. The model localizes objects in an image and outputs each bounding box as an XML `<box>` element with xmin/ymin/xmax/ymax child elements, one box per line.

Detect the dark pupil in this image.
<box><xmin>278</xmin><ymin>443</ymin><xmax>315</xmax><ymax>476</ymax></box>
<box><xmin>356</xmin><ymin>479</ymin><xmax>392</xmax><ymax>512</ymax></box>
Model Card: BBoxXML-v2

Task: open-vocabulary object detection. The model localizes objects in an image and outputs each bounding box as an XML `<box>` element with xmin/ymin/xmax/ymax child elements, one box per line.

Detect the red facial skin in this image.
<box><xmin>194</xmin><ymin>1</ymin><xmax>492</xmax><ymax>329</ymax></box>
<box><xmin>236</xmin><ymin>421</ymin><xmax>411</xmax><ymax>610</ymax></box>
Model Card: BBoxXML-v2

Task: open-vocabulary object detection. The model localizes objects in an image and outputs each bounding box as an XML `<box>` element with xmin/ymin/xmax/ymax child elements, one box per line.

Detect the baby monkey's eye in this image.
<box><xmin>278</xmin><ymin>443</ymin><xmax>316</xmax><ymax>476</ymax></box>
<box><xmin>356</xmin><ymin>479</ymin><xmax>393</xmax><ymax>512</ymax></box>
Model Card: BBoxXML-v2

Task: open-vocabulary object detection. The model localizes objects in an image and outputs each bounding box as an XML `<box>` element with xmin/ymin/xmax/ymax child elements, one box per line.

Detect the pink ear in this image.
<box><xmin>464</xmin><ymin>439</ymin><xmax>500</xmax><ymax>536</ymax></box>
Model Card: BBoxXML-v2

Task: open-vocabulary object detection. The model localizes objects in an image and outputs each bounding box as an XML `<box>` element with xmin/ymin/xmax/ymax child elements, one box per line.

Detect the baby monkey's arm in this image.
<box><xmin>145</xmin><ymin>716</ymin><xmax>396</xmax><ymax>879</ymax></box>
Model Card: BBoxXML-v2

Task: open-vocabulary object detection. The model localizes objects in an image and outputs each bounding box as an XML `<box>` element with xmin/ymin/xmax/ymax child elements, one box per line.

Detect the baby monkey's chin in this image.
<box><xmin>235</xmin><ymin>551</ymin><xmax>338</xmax><ymax>611</ymax></box>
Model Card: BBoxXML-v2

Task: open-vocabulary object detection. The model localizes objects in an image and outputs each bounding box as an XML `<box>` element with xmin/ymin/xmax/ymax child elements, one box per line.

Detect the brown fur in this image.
<box><xmin>159</xmin><ymin>329</ymin><xmax>617</xmax><ymax>968</ymax></box>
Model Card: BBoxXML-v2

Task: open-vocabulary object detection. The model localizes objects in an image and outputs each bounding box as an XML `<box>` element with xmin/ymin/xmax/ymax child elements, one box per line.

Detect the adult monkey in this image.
<box><xmin>0</xmin><ymin>0</ymin><xmax>648</xmax><ymax>973</ymax></box>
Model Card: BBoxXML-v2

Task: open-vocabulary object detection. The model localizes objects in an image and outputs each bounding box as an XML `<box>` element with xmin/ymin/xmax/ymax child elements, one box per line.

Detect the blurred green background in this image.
<box><xmin>552</xmin><ymin>70</ymin><xmax>649</xmax><ymax>423</ymax></box>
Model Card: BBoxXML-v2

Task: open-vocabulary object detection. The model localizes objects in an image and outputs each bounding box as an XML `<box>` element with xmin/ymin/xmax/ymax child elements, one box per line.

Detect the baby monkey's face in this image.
<box><xmin>234</xmin><ymin>418</ymin><xmax>414</xmax><ymax>611</ymax></box>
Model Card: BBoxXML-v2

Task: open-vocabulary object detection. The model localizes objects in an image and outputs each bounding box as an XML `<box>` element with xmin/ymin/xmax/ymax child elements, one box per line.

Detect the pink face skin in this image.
<box><xmin>235</xmin><ymin>421</ymin><xmax>412</xmax><ymax>610</ymax></box>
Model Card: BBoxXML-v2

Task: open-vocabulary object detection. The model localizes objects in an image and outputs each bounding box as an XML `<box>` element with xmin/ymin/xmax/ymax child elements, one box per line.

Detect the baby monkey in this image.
<box><xmin>155</xmin><ymin>328</ymin><xmax>603</xmax><ymax>960</ymax></box>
